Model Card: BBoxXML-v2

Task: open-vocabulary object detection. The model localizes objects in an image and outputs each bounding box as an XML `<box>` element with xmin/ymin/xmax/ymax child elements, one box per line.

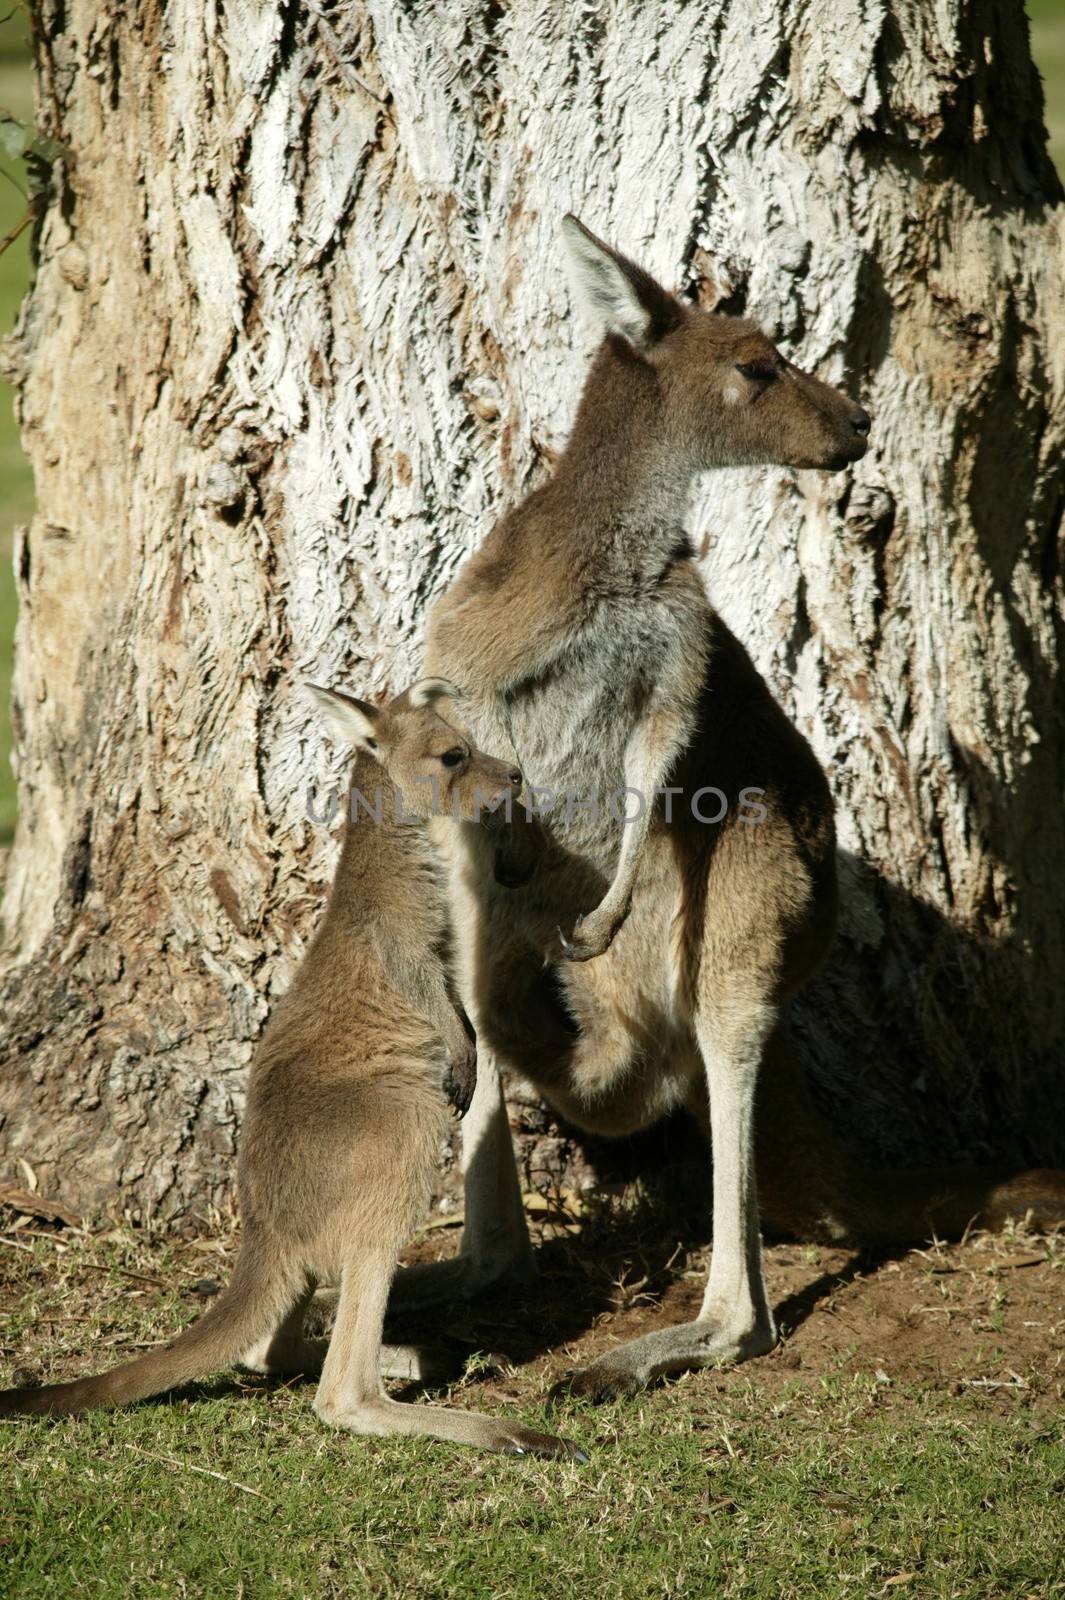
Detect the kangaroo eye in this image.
<box><xmin>440</xmin><ymin>748</ymin><xmax>466</xmax><ymax>768</ymax></box>
<box><xmin>736</xmin><ymin>361</ymin><xmax>778</xmax><ymax>382</ymax></box>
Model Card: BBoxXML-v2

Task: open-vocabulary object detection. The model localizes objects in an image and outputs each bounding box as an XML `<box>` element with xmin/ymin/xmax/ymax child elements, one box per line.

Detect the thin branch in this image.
<box><xmin>76</xmin><ymin>1259</ymin><xmax>168</xmax><ymax>1289</ymax></box>
<box><xmin>124</xmin><ymin>1443</ymin><xmax>267</xmax><ymax>1499</ymax></box>
<box><xmin>0</xmin><ymin>208</ymin><xmax>32</xmax><ymax>257</ymax></box>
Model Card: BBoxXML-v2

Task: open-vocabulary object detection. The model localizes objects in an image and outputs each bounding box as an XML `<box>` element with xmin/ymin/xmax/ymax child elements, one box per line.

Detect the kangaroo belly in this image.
<box><xmin>453</xmin><ymin>821</ymin><xmax>700</xmax><ymax>1134</ymax></box>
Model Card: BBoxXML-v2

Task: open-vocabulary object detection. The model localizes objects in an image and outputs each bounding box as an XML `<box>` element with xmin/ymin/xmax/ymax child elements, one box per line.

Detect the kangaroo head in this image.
<box><xmin>561</xmin><ymin>215</ymin><xmax>870</xmax><ymax>473</ymax></box>
<box><xmin>307</xmin><ymin>678</ymin><xmax>523</xmax><ymax>821</ymax></box>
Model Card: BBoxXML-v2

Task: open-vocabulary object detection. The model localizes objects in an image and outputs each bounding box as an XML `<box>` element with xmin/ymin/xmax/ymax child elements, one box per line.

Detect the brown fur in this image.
<box><xmin>0</xmin><ymin>680</ymin><xmax>579</xmax><ymax>1457</ymax></box>
<box><xmin>409</xmin><ymin>217</ymin><xmax>1065</xmax><ymax>1401</ymax></box>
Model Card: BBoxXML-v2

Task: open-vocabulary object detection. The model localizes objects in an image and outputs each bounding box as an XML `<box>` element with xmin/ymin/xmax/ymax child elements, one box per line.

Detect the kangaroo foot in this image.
<box><xmin>316</xmin><ymin>1393</ymin><xmax>588</xmax><ymax>1460</ymax></box>
<box><xmin>558</xmin><ymin>899</ymin><xmax>630</xmax><ymax>962</ymax></box>
<box><xmin>239</xmin><ymin>1333</ymin><xmax>328</xmax><ymax>1377</ymax></box>
<box><xmin>549</xmin><ymin>1313</ymin><xmax>777</xmax><ymax>1405</ymax></box>
<box><xmin>388</xmin><ymin>1248</ymin><xmax>536</xmax><ymax>1312</ymax></box>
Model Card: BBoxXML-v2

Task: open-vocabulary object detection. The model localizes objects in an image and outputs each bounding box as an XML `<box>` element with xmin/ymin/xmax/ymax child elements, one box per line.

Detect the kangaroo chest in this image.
<box><xmin>467</xmin><ymin>571</ymin><xmax>708</xmax><ymax>868</ymax></box>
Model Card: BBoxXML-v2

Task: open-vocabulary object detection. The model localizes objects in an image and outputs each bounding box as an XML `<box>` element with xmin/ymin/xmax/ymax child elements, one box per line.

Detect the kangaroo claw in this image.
<box><xmin>558</xmin><ymin>912</ymin><xmax>613</xmax><ymax>963</ymax></box>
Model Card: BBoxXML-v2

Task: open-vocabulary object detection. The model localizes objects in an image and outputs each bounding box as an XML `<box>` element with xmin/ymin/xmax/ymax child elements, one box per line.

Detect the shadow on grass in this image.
<box><xmin>210</xmin><ymin>1178</ymin><xmax>899</xmax><ymax>1406</ymax></box>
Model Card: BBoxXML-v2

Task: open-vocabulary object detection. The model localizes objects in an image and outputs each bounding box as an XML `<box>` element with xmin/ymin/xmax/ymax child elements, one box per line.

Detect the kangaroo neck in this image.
<box><xmin>545</xmin><ymin>336</ymin><xmax>696</xmax><ymax>562</ymax></box>
<box><xmin>325</xmin><ymin>753</ymin><xmax>431</xmax><ymax>911</ymax></box>
<box><xmin>344</xmin><ymin>750</ymin><xmax>426</xmax><ymax>835</ymax></box>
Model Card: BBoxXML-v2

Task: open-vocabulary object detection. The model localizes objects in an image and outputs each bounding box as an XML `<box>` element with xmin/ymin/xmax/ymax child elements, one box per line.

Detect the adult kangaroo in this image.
<box><xmin>415</xmin><ymin>217</ymin><xmax>1065</xmax><ymax>1402</ymax></box>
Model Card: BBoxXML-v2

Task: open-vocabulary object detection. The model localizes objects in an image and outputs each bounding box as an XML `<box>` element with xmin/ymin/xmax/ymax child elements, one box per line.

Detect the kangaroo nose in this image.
<box><xmin>850</xmin><ymin>408</ymin><xmax>871</xmax><ymax>438</ymax></box>
<box><xmin>509</xmin><ymin>768</ymin><xmax>523</xmax><ymax>789</ymax></box>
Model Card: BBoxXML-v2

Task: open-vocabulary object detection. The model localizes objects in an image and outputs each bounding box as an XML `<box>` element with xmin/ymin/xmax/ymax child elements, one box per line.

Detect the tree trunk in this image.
<box><xmin>2</xmin><ymin>0</ymin><xmax>1063</xmax><ymax>1220</ymax></box>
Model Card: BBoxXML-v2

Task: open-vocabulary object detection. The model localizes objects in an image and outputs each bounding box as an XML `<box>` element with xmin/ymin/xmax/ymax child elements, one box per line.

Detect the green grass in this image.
<box><xmin>0</xmin><ymin>5</ymin><xmax>34</xmax><ymax>849</ymax></box>
<box><xmin>3</xmin><ymin>1214</ymin><xmax>1065</xmax><ymax>1599</ymax></box>
<box><xmin>4</xmin><ymin>1386</ymin><xmax>1062</xmax><ymax>1599</ymax></box>
<box><xmin>1032</xmin><ymin>0</ymin><xmax>1065</xmax><ymax>171</ymax></box>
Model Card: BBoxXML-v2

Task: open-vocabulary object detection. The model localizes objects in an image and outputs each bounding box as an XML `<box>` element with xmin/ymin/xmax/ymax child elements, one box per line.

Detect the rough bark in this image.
<box><xmin>1</xmin><ymin>0</ymin><xmax>1063</xmax><ymax>1219</ymax></box>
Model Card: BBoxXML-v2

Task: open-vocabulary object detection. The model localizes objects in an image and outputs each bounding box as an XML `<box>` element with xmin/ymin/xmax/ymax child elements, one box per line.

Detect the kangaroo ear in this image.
<box><xmin>304</xmin><ymin>683</ymin><xmax>381</xmax><ymax>752</ymax></box>
<box><xmin>561</xmin><ymin>215</ymin><xmax>682</xmax><ymax>348</ymax></box>
<box><xmin>406</xmin><ymin>677</ymin><xmax>463</xmax><ymax>709</ymax></box>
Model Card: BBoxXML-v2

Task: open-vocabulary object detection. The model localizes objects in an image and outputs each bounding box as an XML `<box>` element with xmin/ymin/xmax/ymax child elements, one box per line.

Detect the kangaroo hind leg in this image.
<box><xmin>239</xmin><ymin>1279</ymin><xmax>320</xmax><ymax>1375</ymax></box>
<box><xmin>387</xmin><ymin>1054</ymin><xmax>534</xmax><ymax>1311</ymax></box>
<box><xmin>551</xmin><ymin>998</ymin><xmax>777</xmax><ymax>1404</ymax></box>
<box><xmin>315</xmin><ymin>1252</ymin><xmax>583</xmax><ymax>1459</ymax></box>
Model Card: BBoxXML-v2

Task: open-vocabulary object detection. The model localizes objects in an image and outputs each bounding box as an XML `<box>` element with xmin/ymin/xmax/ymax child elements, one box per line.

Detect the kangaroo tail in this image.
<box><xmin>0</xmin><ymin>1244</ymin><xmax>303</xmax><ymax>1418</ymax></box>
<box><xmin>756</xmin><ymin>1029</ymin><xmax>1065</xmax><ymax>1247</ymax></box>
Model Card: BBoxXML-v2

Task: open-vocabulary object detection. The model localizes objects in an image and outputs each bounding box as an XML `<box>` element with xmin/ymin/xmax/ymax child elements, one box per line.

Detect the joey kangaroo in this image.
<box><xmin>405</xmin><ymin>217</ymin><xmax>1065</xmax><ymax>1402</ymax></box>
<box><xmin>0</xmin><ymin>680</ymin><xmax>578</xmax><ymax>1457</ymax></box>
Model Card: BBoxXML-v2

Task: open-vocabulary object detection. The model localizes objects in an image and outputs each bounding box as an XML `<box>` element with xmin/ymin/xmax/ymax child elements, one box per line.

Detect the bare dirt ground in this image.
<box><xmin>393</xmin><ymin>1205</ymin><xmax>1065</xmax><ymax>1419</ymax></box>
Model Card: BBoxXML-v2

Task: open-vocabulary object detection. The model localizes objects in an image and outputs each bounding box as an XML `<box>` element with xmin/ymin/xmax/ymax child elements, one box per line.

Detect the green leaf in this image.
<box><xmin>0</xmin><ymin>117</ymin><xmax>27</xmax><ymax>160</ymax></box>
